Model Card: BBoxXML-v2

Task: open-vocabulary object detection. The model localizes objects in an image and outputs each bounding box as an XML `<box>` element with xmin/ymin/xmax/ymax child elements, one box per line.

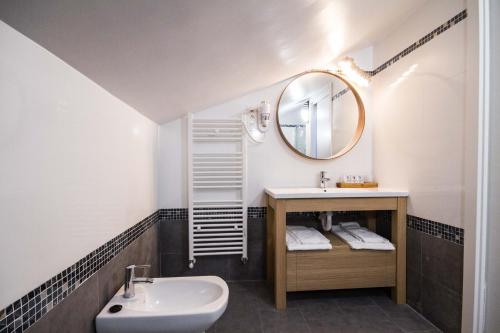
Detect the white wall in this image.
<box><xmin>372</xmin><ymin>0</ymin><xmax>469</xmax><ymax>228</ymax></box>
<box><xmin>484</xmin><ymin>0</ymin><xmax>500</xmax><ymax>329</ymax></box>
<box><xmin>462</xmin><ymin>0</ymin><xmax>479</xmax><ymax>330</ymax></box>
<box><xmin>0</xmin><ymin>21</ymin><xmax>158</xmax><ymax>309</ymax></box>
<box><xmin>158</xmin><ymin>49</ymin><xmax>373</xmax><ymax>208</ymax></box>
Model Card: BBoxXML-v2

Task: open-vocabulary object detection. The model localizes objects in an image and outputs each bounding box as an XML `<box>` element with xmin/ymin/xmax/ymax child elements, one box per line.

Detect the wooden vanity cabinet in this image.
<box><xmin>266</xmin><ymin>192</ymin><xmax>408</xmax><ymax>310</ymax></box>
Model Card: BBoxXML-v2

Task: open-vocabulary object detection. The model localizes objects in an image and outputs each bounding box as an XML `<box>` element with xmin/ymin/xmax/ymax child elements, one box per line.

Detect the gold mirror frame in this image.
<box><xmin>276</xmin><ymin>70</ymin><xmax>366</xmax><ymax>160</ymax></box>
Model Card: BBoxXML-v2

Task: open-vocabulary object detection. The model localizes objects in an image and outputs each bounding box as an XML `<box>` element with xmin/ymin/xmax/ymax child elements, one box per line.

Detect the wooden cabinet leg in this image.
<box><xmin>274</xmin><ymin>201</ymin><xmax>287</xmax><ymax>310</ymax></box>
<box><xmin>391</xmin><ymin>197</ymin><xmax>407</xmax><ymax>304</ymax></box>
<box><xmin>266</xmin><ymin>204</ymin><xmax>275</xmax><ymax>286</ymax></box>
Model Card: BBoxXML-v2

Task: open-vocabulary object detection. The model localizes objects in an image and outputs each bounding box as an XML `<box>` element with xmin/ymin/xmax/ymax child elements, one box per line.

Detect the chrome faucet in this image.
<box><xmin>124</xmin><ymin>264</ymin><xmax>154</xmax><ymax>298</ymax></box>
<box><xmin>320</xmin><ymin>171</ymin><xmax>330</xmax><ymax>191</ymax></box>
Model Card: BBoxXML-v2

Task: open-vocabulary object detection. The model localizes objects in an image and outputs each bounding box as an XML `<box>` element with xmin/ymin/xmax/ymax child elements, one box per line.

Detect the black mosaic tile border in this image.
<box><xmin>368</xmin><ymin>9</ymin><xmax>467</xmax><ymax>77</ymax></box>
<box><xmin>159</xmin><ymin>208</ymin><xmax>258</xmax><ymax>221</ymax></box>
<box><xmin>248</xmin><ymin>207</ymin><xmax>266</xmax><ymax>219</ymax></box>
<box><xmin>332</xmin><ymin>87</ymin><xmax>350</xmax><ymax>101</ymax></box>
<box><xmin>158</xmin><ymin>207</ymin><xmax>329</xmax><ymax>221</ymax></box>
<box><xmin>248</xmin><ymin>207</ymin><xmax>366</xmax><ymax>220</ymax></box>
<box><xmin>408</xmin><ymin>215</ymin><xmax>464</xmax><ymax>246</ymax></box>
<box><xmin>0</xmin><ymin>211</ymin><xmax>159</xmax><ymax>333</ymax></box>
<box><xmin>287</xmin><ymin>211</ymin><xmax>319</xmax><ymax>218</ymax></box>
<box><xmin>159</xmin><ymin>208</ymin><xmax>188</xmax><ymax>220</ymax></box>
<box><xmin>375</xmin><ymin>211</ymin><xmax>464</xmax><ymax>246</ymax></box>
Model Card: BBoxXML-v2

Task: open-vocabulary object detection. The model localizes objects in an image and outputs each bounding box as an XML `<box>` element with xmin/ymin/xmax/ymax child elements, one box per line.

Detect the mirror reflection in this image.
<box><xmin>277</xmin><ymin>71</ymin><xmax>363</xmax><ymax>159</ymax></box>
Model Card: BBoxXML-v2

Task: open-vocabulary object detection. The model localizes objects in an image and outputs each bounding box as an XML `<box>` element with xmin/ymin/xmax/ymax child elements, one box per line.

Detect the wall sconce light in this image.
<box><xmin>243</xmin><ymin>101</ymin><xmax>271</xmax><ymax>143</ymax></box>
<box><xmin>257</xmin><ymin>101</ymin><xmax>271</xmax><ymax>131</ymax></box>
<box><xmin>337</xmin><ymin>57</ymin><xmax>371</xmax><ymax>87</ymax></box>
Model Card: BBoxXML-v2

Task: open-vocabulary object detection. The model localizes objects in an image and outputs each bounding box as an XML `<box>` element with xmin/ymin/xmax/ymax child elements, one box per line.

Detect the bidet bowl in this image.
<box><xmin>95</xmin><ymin>276</ymin><xmax>228</xmax><ymax>333</ymax></box>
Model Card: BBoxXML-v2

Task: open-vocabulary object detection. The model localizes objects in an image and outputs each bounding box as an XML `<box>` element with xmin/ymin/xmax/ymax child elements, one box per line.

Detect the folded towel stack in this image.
<box><xmin>331</xmin><ymin>222</ymin><xmax>395</xmax><ymax>251</ymax></box>
<box><xmin>286</xmin><ymin>226</ymin><xmax>332</xmax><ymax>251</ymax></box>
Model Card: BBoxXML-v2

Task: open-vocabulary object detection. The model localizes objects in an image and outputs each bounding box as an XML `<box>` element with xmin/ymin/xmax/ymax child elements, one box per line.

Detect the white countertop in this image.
<box><xmin>265</xmin><ymin>187</ymin><xmax>409</xmax><ymax>199</ymax></box>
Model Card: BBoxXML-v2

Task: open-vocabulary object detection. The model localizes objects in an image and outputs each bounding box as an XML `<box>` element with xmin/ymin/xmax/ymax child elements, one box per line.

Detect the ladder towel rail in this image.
<box><xmin>187</xmin><ymin>114</ymin><xmax>248</xmax><ymax>269</ymax></box>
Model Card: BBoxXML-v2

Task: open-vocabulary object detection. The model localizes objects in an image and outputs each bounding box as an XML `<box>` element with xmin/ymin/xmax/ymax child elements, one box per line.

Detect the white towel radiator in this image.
<box><xmin>187</xmin><ymin>114</ymin><xmax>248</xmax><ymax>268</ymax></box>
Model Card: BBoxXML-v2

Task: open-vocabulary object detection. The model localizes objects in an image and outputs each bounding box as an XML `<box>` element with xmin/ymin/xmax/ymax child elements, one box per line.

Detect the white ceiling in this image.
<box><xmin>0</xmin><ymin>0</ymin><xmax>428</xmax><ymax>124</ymax></box>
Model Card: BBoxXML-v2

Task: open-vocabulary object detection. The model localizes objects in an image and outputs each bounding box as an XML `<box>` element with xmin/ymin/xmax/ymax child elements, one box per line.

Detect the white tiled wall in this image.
<box><xmin>0</xmin><ymin>22</ymin><xmax>158</xmax><ymax>309</ymax></box>
<box><xmin>372</xmin><ymin>0</ymin><xmax>470</xmax><ymax>228</ymax></box>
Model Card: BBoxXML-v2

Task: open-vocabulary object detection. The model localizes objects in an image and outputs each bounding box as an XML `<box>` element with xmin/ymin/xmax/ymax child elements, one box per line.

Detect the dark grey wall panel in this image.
<box><xmin>159</xmin><ymin>219</ymin><xmax>266</xmax><ymax>281</ymax></box>
<box><xmin>406</xmin><ymin>228</ymin><xmax>463</xmax><ymax>333</ymax></box>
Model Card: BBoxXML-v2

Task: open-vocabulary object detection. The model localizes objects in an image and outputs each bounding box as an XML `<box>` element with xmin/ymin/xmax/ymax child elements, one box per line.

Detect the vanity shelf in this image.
<box><xmin>265</xmin><ymin>188</ymin><xmax>408</xmax><ymax>310</ymax></box>
<box><xmin>287</xmin><ymin>233</ymin><xmax>396</xmax><ymax>292</ymax></box>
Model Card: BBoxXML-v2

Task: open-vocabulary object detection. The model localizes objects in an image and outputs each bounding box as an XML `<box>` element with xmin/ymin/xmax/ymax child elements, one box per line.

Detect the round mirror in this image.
<box><xmin>276</xmin><ymin>70</ymin><xmax>365</xmax><ymax>160</ymax></box>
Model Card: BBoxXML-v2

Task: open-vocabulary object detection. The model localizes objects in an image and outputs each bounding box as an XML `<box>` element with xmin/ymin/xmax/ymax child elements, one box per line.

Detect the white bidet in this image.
<box><xmin>96</xmin><ymin>276</ymin><xmax>228</xmax><ymax>333</ymax></box>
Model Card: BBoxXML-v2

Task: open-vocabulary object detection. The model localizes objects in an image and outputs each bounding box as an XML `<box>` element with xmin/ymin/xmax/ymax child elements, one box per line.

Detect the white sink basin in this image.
<box><xmin>96</xmin><ymin>276</ymin><xmax>228</xmax><ymax>333</ymax></box>
<box><xmin>265</xmin><ymin>187</ymin><xmax>409</xmax><ymax>199</ymax></box>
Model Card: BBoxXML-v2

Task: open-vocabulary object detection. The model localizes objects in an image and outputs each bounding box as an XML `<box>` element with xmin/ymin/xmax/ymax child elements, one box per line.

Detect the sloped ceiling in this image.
<box><xmin>0</xmin><ymin>0</ymin><xmax>427</xmax><ymax>124</ymax></box>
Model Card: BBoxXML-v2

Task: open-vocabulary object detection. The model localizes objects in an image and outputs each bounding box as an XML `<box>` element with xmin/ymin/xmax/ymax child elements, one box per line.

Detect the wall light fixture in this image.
<box><xmin>243</xmin><ymin>101</ymin><xmax>271</xmax><ymax>143</ymax></box>
<box><xmin>337</xmin><ymin>57</ymin><xmax>371</xmax><ymax>87</ymax></box>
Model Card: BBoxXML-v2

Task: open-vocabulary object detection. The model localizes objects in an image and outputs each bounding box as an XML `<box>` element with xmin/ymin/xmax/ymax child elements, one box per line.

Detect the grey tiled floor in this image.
<box><xmin>208</xmin><ymin>282</ymin><xmax>441</xmax><ymax>333</ymax></box>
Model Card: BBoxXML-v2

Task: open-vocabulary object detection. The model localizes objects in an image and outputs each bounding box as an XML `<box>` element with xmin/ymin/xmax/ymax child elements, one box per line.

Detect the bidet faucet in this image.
<box><xmin>320</xmin><ymin>171</ymin><xmax>330</xmax><ymax>191</ymax></box>
<box><xmin>124</xmin><ymin>264</ymin><xmax>153</xmax><ymax>298</ymax></box>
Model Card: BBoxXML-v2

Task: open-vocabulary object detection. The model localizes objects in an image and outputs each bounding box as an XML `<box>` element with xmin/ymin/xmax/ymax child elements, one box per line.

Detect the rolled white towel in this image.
<box><xmin>286</xmin><ymin>240</ymin><xmax>332</xmax><ymax>251</ymax></box>
<box><xmin>339</xmin><ymin>222</ymin><xmax>387</xmax><ymax>243</ymax></box>
<box><xmin>339</xmin><ymin>222</ymin><xmax>361</xmax><ymax>229</ymax></box>
<box><xmin>286</xmin><ymin>229</ymin><xmax>300</xmax><ymax>244</ymax></box>
<box><xmin>332</xmin><ymin>226</ymin><xmax>395</xmax><ymax>251</ymax></box>
<box><xmin>286</xmin><ymin>226</ymin><xmax>332</xmax><ymax>251</ymax></box>
<box><xmin>346</xmin><ymin>228</ymin><xmax>387</xmax><ymax>243</ymax></box>
<box><xmin>288</xmin><ymin>226</ymin><xmax>330</xmax><ymax>245</ymax></box>
<box><xmin>339</xmin><ymin>222</ymin><xmax>366</xmax><ymax>242</ymax></box>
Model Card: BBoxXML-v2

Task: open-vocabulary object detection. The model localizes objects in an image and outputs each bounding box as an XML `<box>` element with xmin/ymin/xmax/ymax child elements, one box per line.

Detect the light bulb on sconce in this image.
<box><xmin>336</xmin><ymin>57</ymin><xmax>371</xmax><ymax>87</ymax></box>
<box><xmin>243</xmin><ymin>101</ymin><xmax>272</xmax><ymax>143</ymax></box>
